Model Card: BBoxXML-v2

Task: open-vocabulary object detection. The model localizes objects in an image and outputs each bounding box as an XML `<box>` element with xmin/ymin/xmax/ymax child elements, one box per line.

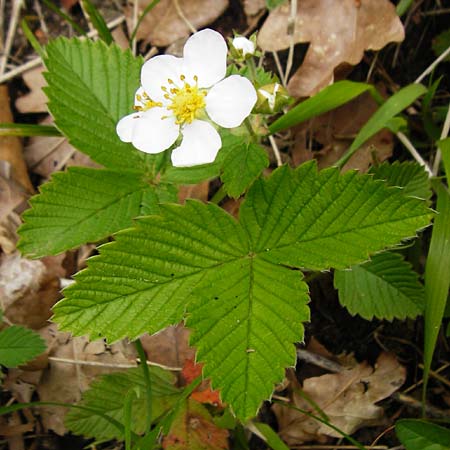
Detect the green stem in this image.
<box><xmin>135</xmin><ymin>339</ymin><xmax>152</xmax><ymax>432</ymax></box>
<box><xmin>247</xmin><ymin>57</ymin><xmax>258</xmax><ymax>82</ymax></box>
<box><xmin>210</xmin><ymin>185</ymin><xmax>227</xmax><ymax>204</ymax></box>
<box><xmin>244</xmin><ymin>117</ymin><xmax>258</xmax><ymax>142</ymax></box>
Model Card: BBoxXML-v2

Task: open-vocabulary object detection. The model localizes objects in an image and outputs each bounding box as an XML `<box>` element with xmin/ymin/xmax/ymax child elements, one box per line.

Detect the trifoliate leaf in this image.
<box><xmin>369</xmin><ymin>161</ymin><xmax>432</xmax><ymax>201</ymax></box>
<box><xmin>45</xmin><ymin>38</ymin><xmax>147</xmax><ymax>171</ymax></box>
<box><xmin>396</xmin><ymin>419</ymin><xmax>450</xmax><ymax>450</ymax></box>
<box><xmin>220</xmin><ymin>133</ymin><xmax>269</xmax><ymax>198</ymax></box>
<box><xmin>54</xmin><ymin>161</ymin><xmax>432</xmax><ymax>420</ymax></box>
<box><xmin>334</xmin><ymin>252</ymin><xmax>425</xmax><ymax>320</ymax></box>
<box><xmin>65</xmin><ymin>367</ymin><xmax>180</xmax><ymax>442</ymax></box>
<box><xmin>18</xmin><ymin>167</ymin><xmax>175</xmax><ymax>257</ymax></box>
<box><xmin>0</xmin><ymin>326</ymin><xmax>46</xmax><ymax>368</ymax></box>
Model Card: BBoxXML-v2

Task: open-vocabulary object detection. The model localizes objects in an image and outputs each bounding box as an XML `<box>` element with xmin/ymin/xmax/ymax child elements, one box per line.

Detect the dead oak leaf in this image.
<box><xmin>15</xmin><ymin>67</ymin><xmax>48</xmax><ymax>114</ymax></box>
<box><xmin>258</xmin><ymin>0</ymin><xmax>404</xmax><ymax>97</ymax></box>
<box><xmin>126</xmin><ymin>0</ymin><xmax>229</xmax><ymax>47</ymax></box>
<box><xmin>273</xmin><ymin>353</ymin><xmax>406</xmax><ymax>446</ymax></box>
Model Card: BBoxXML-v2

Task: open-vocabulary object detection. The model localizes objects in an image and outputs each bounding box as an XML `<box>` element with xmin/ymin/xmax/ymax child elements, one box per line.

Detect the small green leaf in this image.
<box><xmin>18</xmin><ymin>167</ymin><xmax>169</xmax><ymax>257</ymax></box>
<box><xmin>269</xmin><ymin>81</ymin><xmax>375</xmax><ymax>134</ymax></box>
<box><xmin>65</xmin><ymin>367</ymin><xmax>180</xmax><ymax>442</ymax></box>
<box><xmin>44</xmin><ymin>38</ymin><xmax>147</xmax><ymax>171</ymax></box>
<box><xmin>0</xmin><ymin>326</ymin><xmax>46</xmax><ymax>368</ymax></box>
<box><xmin>396</xmin><ymin>419</ymin><xmax>450</xmax><ymax>450</ymax></box>
<box><xmin>334</xmin><ymin>252</ymin><xmax>425</xmax><ymax>320</ymax></box>
<box><xmin>369</xmin><ymin>161</ymin><xmax>432</xmax><ymax>201</ymax></box>
<box><xmin>423</xmin><ymin>183</ymin><xmax>450</xmax><ymax>396</ymax></box>
<box><xmin>220</xmin><ymin>133</ymin><xmax>269</xmax><ymax>198</ymax></box>
<box><xmin>336</xmin><ymin>84</ymin><xmax>428</xmax><ymax>168</ymax></box>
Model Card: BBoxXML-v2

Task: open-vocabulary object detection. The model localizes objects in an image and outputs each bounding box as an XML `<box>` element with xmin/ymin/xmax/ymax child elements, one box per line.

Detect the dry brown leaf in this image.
<box><xmin>0</xmin><ymin>86</ymin><xmax>34</xmax><ymax>193</ymax></box>
<box><xmin>127</xmin><ymin>0</ymin><xmax>229</xmax><ymax>47</ymax></box>
<box><xmin>140</xmin><ymin>324</ymin><xmax>196</xmax><ymax>369</ymax></box>
<box><xmin>242</xmin><ymin>0</ymin><xmax>266</xmax><ymax>18</ymax></box>
<box><xmin>291</xmin><ymin>91</ymin><xmax>393</xmax><ymax>171</ymax></box>
<box><xmin>178</xmin><ymin>180</ymin><xmax>210</xmax><ymax>203</ymax></box>
<box><xmin>0</xmin><ymin>252</ymin><xmax>62</xmax><ymax>329</ymax></box>
<box><xmin>15</xmin><ymin>67</ymin><xmax>48</xmax><ymax>114</ymax></box>
<box><xmin>24</xmin><ymin>117</ymin><xmax>99</xmax><ymax>179</ymax></box>
<box><xmin>273</xmin><ymin>353</ymin><xmax>406</xmax><ymax>446</ymax></box>
<box><xmin>258</xmin><ymin>0</ymin><xmax>404</xmax><ymax>97</ymax></box>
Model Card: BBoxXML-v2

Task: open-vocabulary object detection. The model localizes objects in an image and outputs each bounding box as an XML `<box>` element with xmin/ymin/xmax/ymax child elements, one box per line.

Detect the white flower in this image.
<box><xmin>232</xmin><ymin>36</ymin><xmax>255</xmax><ymax>57</ymax></box>
<box><xmin>116</xmin><ymin>29</ymin><xmax>257</xmax><ymax>167</ymax></box>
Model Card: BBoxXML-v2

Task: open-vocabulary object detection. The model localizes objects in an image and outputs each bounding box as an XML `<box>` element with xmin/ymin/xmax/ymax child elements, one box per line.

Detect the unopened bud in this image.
<box><xmin>232</xmin><ymin>36</ymin><xmax>255</xmax><ymax>57</ymax></box>
<box><xmin>254</xmin><ymin>83</ymin><xmax>291</xmax><ymax>114</ymax></box>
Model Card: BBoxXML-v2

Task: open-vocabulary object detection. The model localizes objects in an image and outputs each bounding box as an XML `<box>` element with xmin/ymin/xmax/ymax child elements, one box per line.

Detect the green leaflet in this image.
<box><xmin>334</xmin><ymin>252</ymin><xmax>425</xmax><ymax>321</ymax></box>
<box><xmin>220</xmin><ymin>132</ymin><xmax>269</xmax><ymax>198</ymax></box>
<box><xmin>369</xmin><ymin>161</ymin><xmax>432</xmax><ymax>201</ymax></box>
<box><xmin>65</xmin><ymin>367</ymin><xmax>180</xmax><ymax>442</ymax></box>
<box><xmin>54</xmin><ymin>161</ymin><xmax>432</xmax><ymax>420</ymax></box>
<box><xmin>396</xmin><ymin>419</ymin><xmax>450</xmax><ymax>450</ymax></box>
<box><xmin>45</xmin><ymin>38</ymin><xmax>149</xmax><ymax>171</ymax></box>
<box><xmin>0</xmin><ymin>326</ymin><xmax>46</xmax><ymax>368</ymax></box>
<box><xmin>18</xmin><ymin>167</ymin><xmax>176</xmax><ymax>257</ymax></box>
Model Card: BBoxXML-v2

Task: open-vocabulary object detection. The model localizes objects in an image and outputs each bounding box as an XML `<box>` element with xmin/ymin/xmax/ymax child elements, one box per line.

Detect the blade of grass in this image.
<box><xmin>335</xmin><ymin>83</ymin><xmax>428</xmax><ymax>168</ymax></box>
<box><xmin>135</xmin><ymin>339</ymin><xmax>152</xmax><ymax>432</ymax></box>
<box><xmin>422</xmin><ymin>181</ymin><xmax>450</xmax><ymax>409</ymax></box>
<box><xmin>41</xmin><ymin>0</ymin><xmax>87</xmax><ymax>36</ymax></box>
<box><xmin>129</xmin><ymin>0</ymin><xmax>161</xmax><ymax>46</ymax></box>
<box><xmin>272</xmin><ymin>400</ymin><xmax>367</xmax><ymax>450</ymax></box>
<box><xmin>269</xmin><ymin>81</ymin><xmax>378</xmax><ymax>134</ymax></box>
<box><xmin>0</xmin><ymin>123</ymin><xmax>62</xmax><ymax>137</ymax></box>
<box><xmin>252</xmin><ymin>422</ymin><xmax>290</xmax><ymax>450</ymax></box>
<box><xmin>438</xmin><ymin>138</ymin><xmax>450</xmax><ymax>181</ymax></box>
<box><xmin>81</xmin><ymin>0</ymin><xmax>113</xmax><ymax>45</ymax></box>
<box><xmin>124</xmin><ymin>389</ymin><xmax>136</xmax><ymax>450</ymax></box>
<box><xmin>21</xmin><ymin>19</ymin><xmax>45</xmax><ymax>59</ymax></box>
<box><xmin>396</xmin><ymin>0</ymin><xmax>414</xmax><ymax>16</ymax></box>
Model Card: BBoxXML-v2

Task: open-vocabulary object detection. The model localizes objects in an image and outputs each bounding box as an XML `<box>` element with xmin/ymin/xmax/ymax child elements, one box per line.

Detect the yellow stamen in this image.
<box><xmin>164</xmin><ymin>74</ymin><xmax>206</xmax><ymax>125</ymax></box>
<box><xmin>133</xmin><ymin>90</ymin><xmax>162</xmax><ymax>112</ymax></box>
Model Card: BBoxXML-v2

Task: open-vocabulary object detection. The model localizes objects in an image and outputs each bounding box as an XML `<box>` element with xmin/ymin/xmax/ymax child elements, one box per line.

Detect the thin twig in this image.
<box><xmin>48</xmin><ymin>356</ymin><xmax>182</xmax><ymax>371</ymax></box>
<box><xmin>402</xmin><ymin>362</ymin><xmax>450</xmax><ymax>394</ymax></box>
<box><xmin>0</xmin><ymin>15</ymin><xmax>125</xmax><ymax>83</ymax></box>
<box><xmin>172</xmin><ymin>0</ymin><xmax>196</xmax><ymax>33</ymax></box>
<box><xmin>415</xmin><ymin>43</ymin><xmax>450</xmax><ymax>84</ymax></box>
<box><xmin>421</xmin><ymin>7</ymin><xmax>450</xmax><ymax>15</ymax></box>
<box><xmin>33</xmin><ymin>0</ymin><xmax>49</xmax><ymax>36</ymax></box>
<box><xmin>284</xmin><ymin>0</ymin><xmax>297</xmax><ymax>83</ymax></box>
<box><xmin>297</xmin><ymin>349</ymin><xmax>344</xmax><ymax>373</ymax></box>
<box><xmin>0</xmin><ymin>0</ymin><xmax>23</xmax><ymax>75</ymax></box>
<box><xmin>268</xmin><ymin>135</ymin><xmax>283</xmax><ymax>166</ymax></box>
<box><xmin>272</xmin><ymin>51</ymin><xmax>286</xmax><ymax>87</ymax></box>
<box><xmin>396</xmin><ymin>132</ymin><xmax>433</xmax><ymax>177</ymax></box>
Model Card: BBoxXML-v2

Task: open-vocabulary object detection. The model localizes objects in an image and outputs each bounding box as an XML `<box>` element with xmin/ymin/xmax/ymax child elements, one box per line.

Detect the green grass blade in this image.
<box><xmin>438</xmin><ymin>138</ymin><xmax>450</xmax><ymax>181</ymax></box>
<box><xmin>21</xmin><ymin>19</ymin><xmax>45</xmax><ymax>59</ymax></box>
<box><xmin>81</xmin><ymin>0</ymin><xmax>113</xmax><ymax>45</ymax></box>
<box><xmin>135</xmin><ymin>339</ymin><xmax>152</xmax><ymax>433</ymax></box>
<box><xmin>252</xmin><ymin>422</ymin><xmax>290</xmax><ymax>450</ymax></box>
<box><xmin>336</xmin><ymin>84</ymin><xmax>428</xmax><ymax>168</ymax></box>
<box><xmin>396</xmin><ymin>0</ymin><xmax>414</xmax><ymax>16</ymax></box>
<box><xmin>0</xmin><ymin>123</ymin><xmax>62</xmax><ymax>137</ymax></box>
<box><xmin>269</xmin><ymin>81</ymin><xmax>376</xmax><ymax>134</ymax></box>
<box><xmin>129</xmin><ymin>0</ymin><xmax>161</xmax><ymax>45</ymax></box>
<box><xmin>41</xmin><ymin>0</ymin><xmax>86</xmax><ymax>35</ymax></box>
<box><xmin>423</xmin><ymin>182</ymin><xmax>450</xmax><ymax>403</ymax></box>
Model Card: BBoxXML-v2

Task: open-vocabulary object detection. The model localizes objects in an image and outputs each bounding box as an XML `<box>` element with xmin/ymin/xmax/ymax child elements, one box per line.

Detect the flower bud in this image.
<box><xmin>254</xmin><ymin>83</ymin><xmax>291</xmax><ymax>114</ymax></box>
<box><xmin>232</xmin><ymin>36</ymin><xmax>256</xmax><ymax>57</ymax></box>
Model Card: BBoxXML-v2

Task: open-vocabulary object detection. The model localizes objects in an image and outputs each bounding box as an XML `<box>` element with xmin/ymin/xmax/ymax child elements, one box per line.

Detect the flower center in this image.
<box><xmin>162</xmin><ymin>75</ymin><xmax>206</xmax><ymax>125</ymax></box>
<box><xmin>133</xmin><ymin>92</ymin><xmax>162</xmax><ymax>112</ymax></box>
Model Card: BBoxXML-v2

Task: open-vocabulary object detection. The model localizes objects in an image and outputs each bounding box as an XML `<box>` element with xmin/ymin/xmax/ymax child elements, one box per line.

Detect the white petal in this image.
<box><xmin>171</xmin><ymin>120</ymin><xmax>221</xmax><ymax>167</ymax></box>
<box><xmin>141</xmin><ymin>55</ymin><xmax>183</xmax><ymax>103</ymax></box>
<box><xmin>183</xmin><ymin>29</ymin><xmax>227</xmax><ymax>88</ymax></box>
<box><xmin>206</xmin><ymin>75</ymin><xmax>257</xmax><ymax>128</ymax></box>
<box><xmin>116</xmin><ymin>113</ymin><xmax>140</xmax><ymax>142</ymax></box>
<box><xmin>132</xmin><ymin>107</ymin><xmax>179</xmax><ymax>154</ymax></box>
